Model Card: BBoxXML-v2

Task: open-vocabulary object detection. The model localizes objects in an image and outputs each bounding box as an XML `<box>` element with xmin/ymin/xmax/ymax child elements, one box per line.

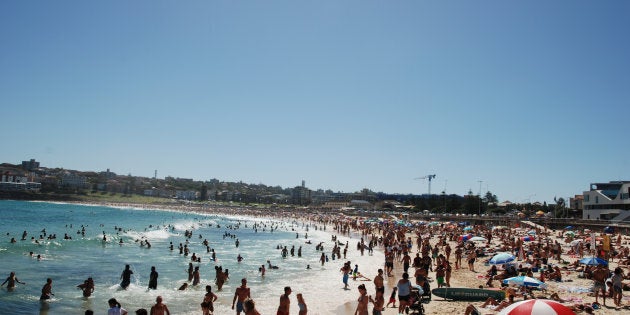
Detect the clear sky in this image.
<box><xmin>1</xmin><ymin>1</ymin><xmax>629</xmax><ymax>203</ymax></box>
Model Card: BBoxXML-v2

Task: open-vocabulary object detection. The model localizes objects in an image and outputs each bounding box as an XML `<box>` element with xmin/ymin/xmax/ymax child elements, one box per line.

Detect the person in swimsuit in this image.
<box><xmin>120</xmin><ymin>265</ymin><xmax>133</xmax><ymax>289</ymax></box>
<box><xmin>277</xmin><ymin>286</ymin><xmax>291</xmax><ymax>315</ymax></box>
<box><xmin>148</xmin><ymin>266</ymin><xmax>158</xmax><ymax>290</ymax></box>
<box><xmin>243</xmin><ymin>298</ymin><xmax>261</xmax><ymax>315</ymax></box>
<box><xmin>150</xmin><ymin>296</ymin><xmax>170</xmax><ymax>315</ymax></box>
<box><xmin>369</xmin><ymin>288</ymin><xmax>385</xmax><ymax>315</ymax></box>
<box><xmin>232</xmin><ymin>278</ymin><xmax>251</xmax><ymax>315</ymax></box>
<box><xmin>354</xmin><ymin>284</ymin><xmax>368</xmax><ymax>315</ymax></box>
<box><xmin>296</xmin><ymin>293</ymin><xmax>307</xmax><ymax>315</ymax></box>
<box><xmin>1</xmin><ymin>272</ymin><xmax>25</xmax><ymax>290</ymax></box>
<box><xmin>201</xmin><ymin>285</ymin><xmax>218</xmax><ymax>315</ymax></box>
<box><xmin>40</xmin><ymin>278</ymin><xmax>53</xmax><ymax>300</ymax></box>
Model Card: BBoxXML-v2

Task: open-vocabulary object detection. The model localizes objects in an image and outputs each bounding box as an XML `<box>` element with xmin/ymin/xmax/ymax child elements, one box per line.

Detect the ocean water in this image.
<box><xmin>0</xmin><ymin>201</ymin><xmax>384</xmax><ymax>315</ymax></box>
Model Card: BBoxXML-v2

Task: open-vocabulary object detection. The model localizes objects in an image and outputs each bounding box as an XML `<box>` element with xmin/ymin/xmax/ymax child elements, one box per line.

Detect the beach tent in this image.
<box><xmin>503</xmin><ymin>275</ymin><xmax>547</xmax><ymax>289</ymax></box>
<box><xmin>578</xmin><ymin>257</ymin><xmax>608</xmax><ymax>266</ymax></box>
<box><xmin>498</xmin><ymin>299</ymin><xmax>575</xmax><ymax>315</ymax></box>
<box><xmin>489</xmin><ymin>252</ymin><xmax>515</xmax><ymax>265</ymax></box>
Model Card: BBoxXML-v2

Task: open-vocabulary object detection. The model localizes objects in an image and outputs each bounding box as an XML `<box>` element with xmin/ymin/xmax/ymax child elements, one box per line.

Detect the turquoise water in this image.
<box><xmin>0</xmin><ymin>201</ymin><xmax>383</xmax><ymax>314</ymax></box>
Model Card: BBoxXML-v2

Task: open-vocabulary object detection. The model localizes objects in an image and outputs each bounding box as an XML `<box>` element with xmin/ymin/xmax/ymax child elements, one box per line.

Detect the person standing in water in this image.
<box><xmin>276</xmin><ymin>286</ymin><xmax>291</xmax><ymax>315</ymax></box>
<box><xmin>120</xmin><ymin>264</ymin><xmax>133</xmax><ymax>289</ymax></box>
<box><xmin>201</xmin><ymin>285</ymin><xmax>218</xmax><ymax>315</ymax></box>
<box><xmin>148</xmin><ymin>266</ymin><xmax>158</xmax><ymax>290</ymax></box>
<box><xmin>150</xmin><ymin>296</ymin><xmax>171</xmax><ymax>315</ymax></box>
<box><xmin>296</xmin><ymin>293</ymin><xmax>308</xmax><ymax>315</ymax></box>
<box><xmin>232</xmin><ymin>278</ymin><xmax>251</xmax><ymax>315</ymax></box>
<box><xmin>40</xmin><ymin>278</ymin><xmax>53</xmax><ymax>300</ymax></box>
<box><xmin>1</xmin><ymin>272</ymin><xmax>25</xmax><ymax>290</ymax></box>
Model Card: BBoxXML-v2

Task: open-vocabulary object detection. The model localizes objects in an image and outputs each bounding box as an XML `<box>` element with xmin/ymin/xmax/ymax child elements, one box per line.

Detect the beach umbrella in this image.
<box><xmin>578</xmin><ymin>257</ymin><xmax>608</xmax><ymax>266</ymax></box>
<box><xmin>463</xmin><ymin>226</ymin><xmax>473</xmax><ymax>231</ymax></box>
<box><xmin>459</xmin><ymin>234</ymin><xmax>473</xmax><ymax>242</ymax></box>
<box><xmin>489</xmin><ymin>252</ymin><xmax>516</xmax><ymax>265</ymax></box>
<box><xmin>564</xmin><ymin>226</ymin><xmax>574</xmax><ymax>230</ymax></box>
<box><xmin>498</xmin><ymin>299</ymin><xmax>575</xmax><ymax>315</ymax></box>
<box><xmin>503</xmin><ymin>275</ymin><xmax>547</xmax><ymax>289</ymax></box>
<box><xmin>526</xmin><ymin>230</ymin><xmax>536</xmax><ymax>235</ymax></box>
<box><xmin>564</xmin><ymin>231</ymin><xmax>575</xmax><ymax>237</ymax></box>
<box><xmin>469</xmin><ymin>236</ymin><xmax>487</xmax><ymax>242</ymax></box>
<box><xmin>569</xmin><ymin>239</ymin><xmax>582</xmax><ymax>246</ymax></box>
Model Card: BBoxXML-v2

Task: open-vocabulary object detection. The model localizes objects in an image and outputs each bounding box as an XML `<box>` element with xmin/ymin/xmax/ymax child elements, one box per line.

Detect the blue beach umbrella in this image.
<box><xmin>463</xmin><ymin>226</ymin><xmax>473</xmax><ymax>231</ymax></box>
<box><xmin>579</xmin><ymin>257</ymin><xmax>608</xmax><ymax>266</ymax></box>
<box><xmin>503</xmin><ymin>276</ymin><xmax>547</xmax><ymax>289</ymax></box>
<box><xmin>564</xmin><ymin>226</ymin><xmax>574</xmax><ymax>230</ymax></box>
<box><xmin>489</xmin><ymin>252</ymin><xmax>516</xmax><ymax>265</ymax></box>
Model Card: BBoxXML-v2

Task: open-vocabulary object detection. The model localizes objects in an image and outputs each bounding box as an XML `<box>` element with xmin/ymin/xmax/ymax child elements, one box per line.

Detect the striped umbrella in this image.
<box><xmin>498</xmin><ymin>299</ymin><xmax>575</xmax><ymax>315</ymax></box>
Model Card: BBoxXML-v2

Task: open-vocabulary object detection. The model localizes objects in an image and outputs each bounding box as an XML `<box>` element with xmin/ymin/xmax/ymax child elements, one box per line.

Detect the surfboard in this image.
<box><xmin>431</xmin><ymin>287</ymin><xmax>505</xmax><ymax>301</ymax></box>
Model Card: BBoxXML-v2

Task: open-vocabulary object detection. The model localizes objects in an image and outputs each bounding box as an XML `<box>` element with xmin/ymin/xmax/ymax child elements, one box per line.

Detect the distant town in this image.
<box><xmin>1</xmin><ymin>159</ymin><xmax>629</xmax><ymax>222</ymax></box>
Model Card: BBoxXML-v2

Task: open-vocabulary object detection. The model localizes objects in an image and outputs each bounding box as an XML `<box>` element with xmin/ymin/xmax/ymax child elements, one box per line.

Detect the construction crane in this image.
<box><xmin>414</xmin><ymin>174</ymin><xmax>436</xmax><ymax>195</ymax></box>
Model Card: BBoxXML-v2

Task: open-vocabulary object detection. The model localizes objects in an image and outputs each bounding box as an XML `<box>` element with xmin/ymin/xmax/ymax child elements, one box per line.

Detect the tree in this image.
<box><xmin>554</xmin><ymin>197</ymin><xmax>566</xmax><ymax>218</ymax></box>
<box><xmin>484</xmin><ymin>192</ymin><xmax>498</xmax><ymax>204</ymax></box>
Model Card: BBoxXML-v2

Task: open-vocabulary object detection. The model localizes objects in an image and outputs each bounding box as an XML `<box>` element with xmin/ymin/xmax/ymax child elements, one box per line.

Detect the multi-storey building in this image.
<box><xmin>582</xmin><ymin>181</ymin><xmax>630</xmax><ymax>221</ymax></box>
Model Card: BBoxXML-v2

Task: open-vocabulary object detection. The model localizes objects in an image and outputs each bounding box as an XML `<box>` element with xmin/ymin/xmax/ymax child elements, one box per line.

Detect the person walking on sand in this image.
<box><xmin>1</xmin><ymin>272</ymin><xmax>25</xmax><ymax>290</ymax></box>
<box><xmin>592</xmin><ymin>264</ymin><xmax>608</xmax><ymax>306</ymax></box>
<box><xmin>40</xmin><ymin>278</ymin><xmax>53</xmax><ymax>300</ymax></box>
<box><xmin>467</xmin><ymin>250</ymin><xmax>477</xmax><ymax>272</ymax></box>
<box><xmin>201</xmin><ymin>285</ymin><xmax>218</xmax><ymax>315</ymax></box>
<box><xmin>277</xmin><ymin>286</ymin><xmax>292</xmax><ymax>315</ymax></box>
<box><xmin>386</xmin><ymin>287</ymin><xmax>397</xmax><ymax>308</ymax></box>
<box><xmin>341</xmin><ymin>261</ymin><xmax>351</xmax><ymax>289</ymax></box>
<box><xmin>150</xmin><ymin>296</ymin><xmax>170</xmax><ymax>315</ymax></box>
<box><xmin>232</xmin><ymin>278</ymin><xmax>251</xmax><ymax>315</ymax></box>
<box><xmin>120</xmin><ymin>264</ymin><xmax>133</xmax><ymax>289</ymax></box>
<box><xmin>148</xmin><ymin>266</ymin><xmax>158</xmax><ymax>290</ymax></box>
<box><xmin>369</xmin><ymin>288</ymin><xmax>385</xmax><ymax>315</ymax></box>
<box><xmin>373</xmin><ymin>269</ymin><xmax>384</xmax><ymax>294</ymax></box>
<box><xmin>354</xmin><ymin>284</ymin><xmax>369</xmax><ymax>315</ymax></box>
<box><xmin>296</xmin><ymin>293</ymin><xmax>308</xmax><ymax>315</ymax></box>
<box><xmin>396</xmin><ymin>273</ymin><xmax>412</xmax><ymax>314</ymax></box>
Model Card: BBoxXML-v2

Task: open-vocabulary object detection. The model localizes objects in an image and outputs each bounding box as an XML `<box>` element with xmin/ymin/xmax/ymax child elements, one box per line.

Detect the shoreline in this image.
<box><xmin>6</xmin><ymin>199</ymin><xmax>630</xmax><ymax>314</ymax></box>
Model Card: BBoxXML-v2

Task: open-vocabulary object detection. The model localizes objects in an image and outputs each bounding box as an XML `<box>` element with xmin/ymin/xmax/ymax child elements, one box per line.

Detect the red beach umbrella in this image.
<box><xmin>498</xmin><ymin>299</ymin><xmax>575</xmax><ymax>315</ymax></box>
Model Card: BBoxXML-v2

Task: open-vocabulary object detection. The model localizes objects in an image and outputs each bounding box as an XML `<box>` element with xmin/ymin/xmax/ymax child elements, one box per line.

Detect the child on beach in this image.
<box><xmin>385</xmin><ymin>287</ymin><xmax>397</xmax><ymax>308</ymax></box>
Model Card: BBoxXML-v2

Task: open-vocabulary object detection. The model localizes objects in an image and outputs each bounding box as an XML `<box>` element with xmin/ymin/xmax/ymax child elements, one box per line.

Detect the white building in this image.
<box><xmin>582</xmin><ymin>181</ymin><xmax>630</xmax><ymax>221</ymax></box>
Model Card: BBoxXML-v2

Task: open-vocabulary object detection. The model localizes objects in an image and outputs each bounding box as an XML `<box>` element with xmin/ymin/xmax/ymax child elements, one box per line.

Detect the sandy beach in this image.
<box><xmin>62</xmin><ymin>201</ymin><xmax>630</xmax><ymax>315</ymax></box>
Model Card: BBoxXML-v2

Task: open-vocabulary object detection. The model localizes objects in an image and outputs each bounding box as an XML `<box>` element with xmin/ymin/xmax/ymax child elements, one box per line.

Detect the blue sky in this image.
<box><xmin>1</xmin><ymin>1</ymin><xmax>629</xmax><ymax>203</ymax></box>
